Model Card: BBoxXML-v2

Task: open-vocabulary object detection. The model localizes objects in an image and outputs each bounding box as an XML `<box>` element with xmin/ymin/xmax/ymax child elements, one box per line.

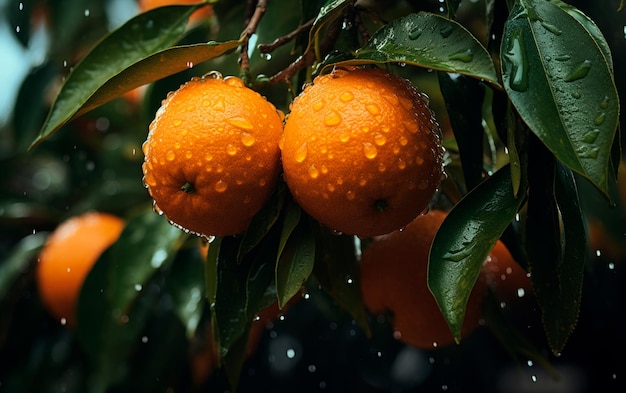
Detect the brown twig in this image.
<box><xmin>268</xmin><ymin>18</ymin><xmax>342</xmax><ymax>85</ymax></box>
<box><xmin>257</xmin><ymin>18</ymin><xmax>315</xmax><ymax>54</ymax></box>
<box><xmin>239</xmin><ymin>0</ymin><xmax>268</xmax><ymax>74</ymax></box>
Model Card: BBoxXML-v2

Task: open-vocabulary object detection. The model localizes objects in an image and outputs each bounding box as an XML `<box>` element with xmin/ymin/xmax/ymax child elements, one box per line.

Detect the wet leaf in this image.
<box><xmin>166</xmin><ymin>250</ymin><xmax>206</xmax><ymax>340</ymax></box>
<box><xmin>444</xmin><ymin>0</ymin><xmax>462</xmax><ymax>19</ymax></box>
<box><xmin>428</xmin><ymin>165</ymin><xmax>526</xmax><ymax>341</ymax></box>
<box><xmin>501</xmin><ymin>0</ymin><xmax>619</xmax><ymax>197</ymax></box>
<box><xmin>275</xmin><ymin>207</ymin><xmax>316</xmax><ymax>308</ymax></box>
<box><xmin>306</xmin><ymin>0</ymin><xmax>352</xmax><ymax>54</ymax></box>
<box><xmin>31</xmin><ymin>5</ymin><xmax>239</xmax><ymax>149</ymax></box>
<box><xmin>438</xmin><ymin>72</ymin><xmax>486</xmax><ymax>191</ymax></box>
<box><xmin>525</xmin><ymin>141</ymin><xmax>585</xmax><ymax>353</ymax></box>
<box><xmin>336</xmin><ymin>13</ymin><xmax>500</xmax><ymax>86</ymax></box>
<box><xmin>312</xmin><ymin>226</ymin><xmax>370</xmax><ymax>337</ymax></box>
<box><xmin>76</xmin><ymin>209</ymin><xmax>184</xmax><ymax>389</ymax></box>
<box><xmin>0</xmin><ymin>233</ymin><xmax>47</xmax><ymax>300</ymax></box>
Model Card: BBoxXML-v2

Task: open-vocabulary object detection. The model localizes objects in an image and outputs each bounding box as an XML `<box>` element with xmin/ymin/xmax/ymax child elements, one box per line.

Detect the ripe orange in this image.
<box><xmin>280</xmin><ymin>67</ymin><xmax>444</xmax><ymax>237</ymax></box>
<box><xmin>142</xmin><ymin>74</ymin><xmax>284</xmax><ymax>237</ymax></box>
<box><xmin>137</xmin><ymin>0</ymin><xmax>213</xmax><ymax>25</ymax></box>
<box><xmin>359</xmin><ymin>210</ymin><xmax>487</xmax><ymax>349</ymax></box>
<box><xmin>36</xmin><ymin>212</ymin><xmax>125</xmax><ymax>327</ymax></box>
<box><xmin>479</xmin><ymin>240</ymin><xmax>531</xmax><ymax>303</ymax></box>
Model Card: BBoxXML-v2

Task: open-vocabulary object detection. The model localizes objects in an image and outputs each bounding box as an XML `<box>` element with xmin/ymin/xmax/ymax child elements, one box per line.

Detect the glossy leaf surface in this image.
<box><xmin>501</xmin><ymin>0</ymin><xmax>619</xmax><ymax>196</ymax></box>
<box><xmin>428</xmin><ymin>166</ymin><xmax>526</xmax><ymax>341</ymax></box>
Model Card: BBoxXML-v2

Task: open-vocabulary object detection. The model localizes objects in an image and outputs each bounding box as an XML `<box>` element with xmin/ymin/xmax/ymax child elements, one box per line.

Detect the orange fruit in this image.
<box><xmin>479</xmin><ymin>240</ymin><xmax>532</xmax><ymax>303</ymax></box>
<box><xmin>138</xmin><ymin>0</ymin><xmax>213</xmax><ymax>25</ymax></box>
<box><xmin>280</xmin><ymin>67</ymin><xmax>444</xmax><ymax>237</ymax></box>
<box><xmin>359</xmin><ymin>210</ymin><xmax>487</xmax><ymax>349</ymax></box>
<box><xmin>142</xmin><ymin>74</ymin><xmax>284</xmax><ymax>237</ymax></box>
<box><xmin>36</xmin><ymin>212</ymin><xmax>125</xmax><ymax>327</ymax></box>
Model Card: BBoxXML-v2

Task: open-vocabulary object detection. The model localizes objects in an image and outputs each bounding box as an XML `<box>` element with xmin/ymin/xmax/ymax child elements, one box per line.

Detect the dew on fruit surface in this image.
<box><xmin>564</xmin><ymin>60</ymin><xmax>592</xmax><ymax>82</ymax></box>
<box><xmin>339</xmin><ymin>132</ymin><xmax>350</xmax><ymax>143</ymax></box>
<box><xmin>143</xmin><ymin>173</ymin><xmax>157</xmax><ymax>187</ymax></box>
<box><xmin>397</xmin><ymin>158</ymin><xmax>407</xmax><ymax>169</ymax></box>
<box><xmin>399</xmin><ymin>136</ymin><xmax>408</xmax><ymax>146</ymax></box>
<box><xmin>540</xmin><ymin>21</ymin><xmax>562</xmax><ymax>35</ymax></box>
<box><xmin>366</xmin><ymin>103</ymin><xmax>381</xmax><ymax>115</ymax></box>
<box><xmin>327</xmin><ymin>183</ymin><xmax>335</xmax><ymax>192</ymax></box>
<box><xmin>205</xmin><ymin>153</ymin><xmax>213</xmax><ymax>162</ymax></box>
<box><xmin>399</xmin><ymin>97</ymin><xmax>413</xmax><ymax>111</ymax></box>
<box><xmin>359</xmin><ymin>178</ymin><xmax>367</xmax><ymax>186</ymax></box>
<box><xmin>346</xmin><ymin>190</ymin><xmax>356</xmax><ymax>200</ymax></box>
<box><xmin>403</xmin><ymin>120</ymin><xmax>418</xmax><ymax>134</ymax></box>
<box><xmin>215</xmin><ymin>180</ymin><xmax>228</xmax><ymax>192</ymax></box>
<box><xmin>439</xmin><ymin>25</ymin><xmax>453</xmax><ymax>38</ymax></box>
<box><xmin>448</xmin><ymin>48</ymin><xmax>474</xmax><ymax>63</ymax></box>
<box><xmin>241</xmin><ymin>132</ymin><xmax>255</xmax><ymax>147</ymax></box>
<box><xmin>504</xmin><ymin>31</ymin><xmax>529</xmax><ymax>92</ymax></box>
<box><xmin>224</xmin><ymin>76</ymin><xmax>245</xmax><ymax>87</ymax></box>
<box><xmin>320</xmin><ymin>165</ymin><xmax>328</xmax><ymax>174</ymax></box>
<box><xmin>295</xmin><ymin>143</ymin><xmax>308</xmax><ymax>163</ymax></box>
<box><xmin>227</xmin><ymin>116</ymin><xmax>254</xmax><ymax>130</ymax></box>
<box><xmin>594</xmin><ymin>112</ymin><xmax>606</xmax><ymax>126</ymax></box>
<box><xmin>185</xmin><ymin>151</ymin><xmax>192</xmax><ymax>159</ymax></box>
<box><xmin>313</xmin><ymin>101</ymin><xmax>325</xmax><ymax>111</ymax></box>
<box><xmin>152</xmin><ymin>201</ymin><xmax>164</xmax><ymax>216</ymax></box>
<box><xmin>340</xmin><ymin>91</ymin><xmax>354</xmax><ymax>102</ymax></box>
<box><xmin>324</xmin><ymin>110</ymin><xmax>342</xmax><ymax>126</ymax></box>
<box><xmin>308</xmin><ymin>165</ymin><xmax>320</xmax><ymax>179</ymax></box>
<box><xmin>383</xmin><ymin>93</ymin><xmax>399</xmax><ymax>106</ymax></box>
<box><xmin>378</xmin><ymin>163</ymin><xmax>386</xmax><ymax>172</ymax></box>
<box><xmin>226</xmin><ymin>144</ymin><xmax>238</xmax><ymax>156</ymax></box>
<box><xmin>374</xmin><ymin>133</ymin><xmax>387</xmax><ymax>146</ymax></box>
<box><xmin>363</xmin><ymin>142</ymin><xmax>378</xmax><ymax>159</ymax></box>
<box><xmin>409</xmin><ymin>27</ymin><xmax>422</xmax><ymax>40</ymax></box>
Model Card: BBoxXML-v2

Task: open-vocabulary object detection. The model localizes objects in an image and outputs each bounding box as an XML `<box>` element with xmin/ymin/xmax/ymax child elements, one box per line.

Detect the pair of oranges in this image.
<box><xmin>141</xmin><ymin>67</ymin><xmax>444</xmax><ymax>239</ymax></box>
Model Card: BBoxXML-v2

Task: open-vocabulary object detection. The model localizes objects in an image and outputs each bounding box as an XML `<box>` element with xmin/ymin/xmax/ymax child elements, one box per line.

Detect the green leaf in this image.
<box><xmin>338</xmin><ymin>13</ymin><xmax>500</xmax><ymax>86</ymax></box>
<box><xmin>525</xmin><ymin>140</ymin><xmax>586</xmax><ymax>353</ymax></box>
<box><xmin>619</xmin><ymin>0</ymin><xmax>625</xmax><ymax>12</ymax></box>
<box><xmin>275</xmin><ymin>208</ymin><xmax>316</xmax><ymax>308</ymax></box>
<box><xmin>312</xmin><ymin>226</ymin><xmax>371</xmax><ymax>337</ymax></box>
<box><xmin>31</xmin><ymin>5</ymin><xmax>238</xmax><ymax>149</ymax></box>
<box><xmin>428</xmin><ymin>165</ymin><xmax>526</xmax><ymax>341</ymax></box>
<box><xmin>445</xmin><ymin>0</ymin><xmax>462</xmax><ymax>19</ymax></box>
<box><xmin>166</xmin><ymin>249</ymin><xmax>206</xmax><ymax>340</ymax></box>
<box><xmin>500</xmin><ymin>0</ymin><xmax>619</xmax><ymax>196</ymax></box>
<box><xmin>0</xmin><ymin>233</ymin><xmax>47</xmax><ymax>300</ymax></box>
<box><xmin>306</xmin><ymin>0</ymin><xmax>352</xmax><ymax>55</ymax></box>
<box><xmin>76</xmin><ymin>209</ymin><xmax>184</xmax><ymax>389</ymax></box>
<box><xmin>437</xmin><ymin>72</ymin><xmax>486</xmax><ymax>191</ymax></box>
<box><xmin>238</xmin><ymin>182</ymin><xmax>286</xmax><ymax>262</ymax></box>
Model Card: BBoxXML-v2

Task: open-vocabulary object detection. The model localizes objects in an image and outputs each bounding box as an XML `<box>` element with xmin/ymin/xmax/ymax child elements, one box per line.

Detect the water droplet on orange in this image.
<box><xmin>340</xmin><ymin>91</ymin><xmax>354</xmax><ymax>102</ymax></box>
<box><xmin>363</xmin><ymin>142</ymin><xmax>378</xmax><ymax>159</ymax></box>
<box><xmin>205</xmin><ymin>153</ymin><xmax>213</xmax><ymax>161</ymax></box>
<box><xmin>174</xmin><ymin>120</ymin><xmax>182</xmax><ymax>127</ymax></box>
<box><xmin>181</xmin><ymin>129</ymin><xmax>188</xmax><ymax>136</ymax></box>
<box><xmin>366</xmin><ymin>103</ymin><xmax>381</xmax><ymax>115</ymax></box>
<box><xmin>227</xmin><ymin>117</ymin><xmax>254</xmax><ymax>130</ymax></box>
<box><xmin>320</xmin><ymin>165</ymin><xmax>329</xmax><ymax>174</ymax></box>
<box><xmin>226</xmin><ymin>144</ymin><xmax>237</xmax><ymax>156</ymax></box>
<box><xmin>241</xmin><ymin>132</ymin><xmax>256</xmax><ymax>146</ymax></box>
<box><xmin>383</xmin><ymin>93</ymin><xmax>399</xmax><ymax>106</ymax></box>
<box><xmin>185</xmin><ymin>151</ymin><xmax>192</xmax><ymax>159</ymax></box>
<box><xmin>397</xmin><ymin>158</ymin><xmax>407</xmax><ymax>169</ymax></box>
<box><xmin>324</xmin><ymin>110</ymin><xmax>342</xmax><ymax>126</ymax></box>
<box><xmin>313</xmin><ymin>101</ymin><xmax>324</xmax><ymax>111</ymax></box>
<box><xmin>378</xmin><ymin>163</ymin><xmax>386</xmax><ymax>172</ymax></box>
<box><xmin>215</xmin><ymin>180</ymin><xmax>228</xmax><ymax>192</ymax></box>
<box><xmin>346</xmin><ymin>191</ymin><xmax>356</xmax><ymax>200</ymax></box>
<box><xmin>259</xmin><ymin>179</ymin><xmax>267</xmax><ymax>187</ymax></box>
<box><xmin>174</xmin><ymin>142</ymin><xmax>181</xmax><ymax>149</ymax></box>
<box><xmin>399</xmin><ymin>97</ymin><xmax>413</xmax><ymax>111</ymax></box>
<box><xmin>339</xmin><ymin>132</ymin><xmax>350</xmax><ymax>142</ymax></box>
<box><xmin>327</xmin><ymin>184</ymin><xmax>335</xmax><ymax>192</ymax></box>
<box><xmin>358</xmin><ymin>179</ymin><xmax>367</xmax><ymax>187</ymax></box>
<box><xmin>309</xmin><ymin>165</ymin><xmax>320</xmax><ymax>179</ymax></box>
<box><xmin>399</xmin><ymin>136</ymin><xmax>409</xmax><ymax>146</ymax></box>
<box><xmin>295</xmin><ymin>143</ymin><xmax>308</xmax><ymax>163</ymax></box>
<box><xmin>144</xmin><ymin>172</ymin><xmax>157</xmax><ymax>186</ymax></box>
<box><xmin>224</xmin><ymin>76</ymin><xmax>245</xmax><ymax>87</ymax></box>
<box><xmin>415</xmin><ymin>156</ymin><xmax>424</xmax><ymax>165</ymax></box>
<box><xmin>403</xmin><ymin>120</ymin><xmax>418</xmax><ymax>134</ymax></box>
<box><xmin>166</xmin><ymin>150</ymin><xmax>176</xmax><ymax>161</ymax></box>
<box><xmin>374</xmin><ymin>133</ymin><xmax>387</xmax><ymax>146</ymax></box>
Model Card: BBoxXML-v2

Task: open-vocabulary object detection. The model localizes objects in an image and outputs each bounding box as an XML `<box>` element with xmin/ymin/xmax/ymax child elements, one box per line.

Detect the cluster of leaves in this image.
<box><xmin>1</xmin><ymin>0</ymin><xmax>622</xmax><ymax>391</ymax></box>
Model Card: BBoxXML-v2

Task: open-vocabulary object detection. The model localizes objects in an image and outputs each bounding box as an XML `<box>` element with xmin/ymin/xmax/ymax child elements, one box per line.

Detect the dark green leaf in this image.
<box><xmin>428</xmin><ymin>165</ymin><xmax>526</xmax><ymax>341</ymax></box>
<box><xmin>526</xmin><ymin>139</ymin><xmax>585</xmax><ymax>353</ymax></box>
<box><xmin>76</xmin><ymin>209</ymin><xmax>184</xmax><ymax>389</ymax></box>
<box><xmin>306</xmin><ymin>0</ymin><xmax>352</xmax><ymax>54</ymax></box>
<box><xmin>238</xmin><ymin>182</ymin><xmax>286</xmax><ymax>262</ymax></box>
<box><xmin>31</xmin><ymin>5</ymin><xmax>238</xmax><ymax>149</ymax></box>
<box><xmin>0</xmin><ymin>233</ymin><xmax>47</xmax><ymax>300</ymax></box>
<box><xmin>619</xmin><ymin>0</ymin><xmax>625</xmax><ymax>12</ymax></box>
<box><xmin>500</xmin><ymin>0</ymin><xmax>619</xmax><ymax>196</ymax></box>
<box><xmin>275</xmin><ymin>214</ymin><xmax>316</xmax><ymax>308</ymax></box>
<box><xmin>438</xmin><ymin>72</ymin><xmax>486</xmax><ymax>191</ymax></box>
<box><xmin>205</xmin><ymin>237</ymin><xmax>221</xmax><ymax>305</ymax></box>
<box><xmin>312</xmin><ymin>226</ymin><xmax>370</xmax><ymax>337</ymax></box>
<box><xmin>166</xmin><ymin>250</ymin><xmax>206</xmax><ymax>340</ymax></box>
<box><xmin>445</xmin><ymin>0</ymin><xmax>462</xmax><ymax>19</ymax></box>
<box><xmin>338</xmin><ymin>13</ymin><xmax>500</xmax><ymax>86</ymax></box>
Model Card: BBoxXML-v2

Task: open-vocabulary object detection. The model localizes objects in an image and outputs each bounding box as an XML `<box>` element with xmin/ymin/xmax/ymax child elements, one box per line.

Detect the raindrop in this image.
<box><xmin>324</xmin><ymin>110</ymin><xmax>342</xmax><ymax>126</ymax></box>
<box><xmin>517</xmin><ymin>288</ymin><xmax>526</xmax><ymax>298</ymax></box>
<box><xmin>60</xmin><ymin>318</ymin><xmax>67</xmax><ymax>325</ymax></box>
<box><xmin>374</xmin><ymin>133</ymin><xmax>386</xmax><ymax>146</ymax></box>
<box><xmin>594</xmin><ymin>112</ymin><xmax>606</xmax><ymax>126</ymax></box>
<box><xmin>308</xmin><ymin>165</ymin><xmax>319</xmax><ymax>179</ymax></box>
<box><xmin>540</xmin><ymin>21</ymin><xmax>562</xmax><ymax>35</ymax></box>
<box><xmin>609</xmin><ymin>263</ymin><xmax>615</xmax><ymax>270</ymax></box>
<box><xmin>505</xmin><ymin>31</ymin><xmax>529</xmax><ymax>92</ymax></box>
<box><xmin>600</xmin><ymin>96</ymin><xmax>610</xmax><ymax>109</ymax></box>
<box><xmin>226</xmin><ymin>144</ymin><xmax>238</xmax><ymax>156</ymax></box>
<box><xmin>313</xmin><ymin>101</ymin><xmax>324</xmax><ymax>111</ymax></box>
<box><xmin>340</xmin><ymin>92</ymin><xmax>354</xmax><ymax>102</ymax></box>
<box><xmin>409</xmin><ymin>27</ymin><xmax>422</xmax><ymax>40</ymax></box>
<box><xmin>346</xmin><ymin>276</ymin><xmax>353</xmax><ymax>284</ymax></box>
<box><xmin>212</xmin><ymin>97</ymin><xmax>225</xmax><ymax>111</ymax></box>
<box><xmin>215</xmin><ymin>180</ymin><xmax>228</xmax><ymax>192</ymax></box>
<box><xmin>448</xmin><ymin>48</ymin><xmax>474</xmax><ymax>63</ymax></box>
<box><xmin>227</xmin><ymin>117</ymin><xmax>254</xmax><ymax>130</ymax></box>
<box><xmin>308</xmin><ymin>364</ymin><xmax>316</xmax><ymax>372</ymax></box>
<box><xmin>151</xmin><ymin>249</ymin><xmax>167</xmax><ymax>268</ymax></box>
<box><xmin>134</xmin><ymin>284</ymin><xmax>143</xmax><ymax>292</ymax></box>
<box><xmin>241</xmin><ymin>132</ymin><xmax>256</xmax><ymax>147</ymax></box>
<box><xmin>295</xmin><ymin>143</ymin><xmax>308</xmax><ymax>163</ymax></box>
<box><xmin>142</xmin><ymin>336</ymin><xmax>149</xmax><ymax>343</ymax></box>
<box><xmin>397</xmin><ymin>158</ymin><xmax>407</xmax><ymax>169</ymax></box>
<box><xmin>363</xmin><ymin>143</ymin><xmax>378</xmax><ymax>159</ymax></box>
<box><xmin>366</xmin><ymin>103</ymin><xmax>381</xmax><ymax>115</ymax></box>
<box><xmin>346</xmin><ymin>191</ymin><xmax>356</xmax><ymax>200</ymax></box>
<box><xmin>224</xmin><ymin>76</ymin><xmax>245</xmax><ymax>87</ymax></box>
<box><xmin>571</xmin><ymin>91</ymin><xmax>581</xmax><ymax>99</ymax></box>
<box><xmin>84</xmin><ymin>9</ymin><xmax>90</xmax><ymax>17</ymax></box>
<box><xmin>564</xmin><ymin>60</ymin><xmax>592</xmax><ymax>82</ymax></box>
<box><xmin>554</xmin><ymin>54</ymin><xmax>571</xmax><ymax>61</ymax></box>
<box><xmin>439</xmin><ymin>25</ymin><xmax>454</xmax><ymax>38</ymax></box>
<box><xmin>583</xmin><ymin>129</ymin><xmax>600</xmax><ymax>143</ymax></box>
<box><xmin>576</xmin><ymin>146</ymin><xmax>599</xmax><ymax>159</ymax></box>
<box><xmin>339</xmin><ymin>132</ymin><xmax>350</xmax><ymax>143</ymax></box>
